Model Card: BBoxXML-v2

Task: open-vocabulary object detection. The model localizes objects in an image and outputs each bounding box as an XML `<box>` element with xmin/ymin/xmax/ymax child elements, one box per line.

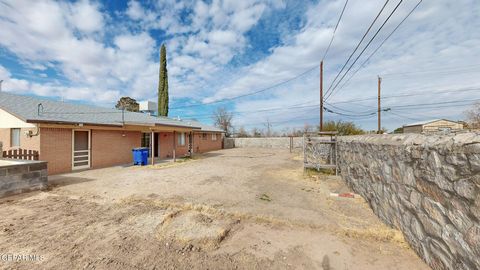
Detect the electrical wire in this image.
<box><xmin>381</xmin><ymin>63</ymin><xmax>480</xmax><ymax>77</ymax></box>
<box><xmin>329</xmin><ymin>0</ymin><xmax>423</xmax><ymax>99</ymax></box>
<box><xmin>324</xmin><ymin>0</ymin><xmax>405</xmax><ymax>101</ymax></box>
<box><xmin>170</xmin><ymin>66</ymin><xmax>318</xmax><ymax>110</ymax></box>
<box><xmin>329</xmin><ymin>85</ymin><xmax>480</xmax><ymax>105</ymax></box>
<box><xmin>324</xmin><ymin>0</ymin><xmax>390</xmax><ymax>92</ymax></box>
<box><xmin>322</xmin><ymin>0</ymin><xmax>349</xmax><ymax>61</ymax></box>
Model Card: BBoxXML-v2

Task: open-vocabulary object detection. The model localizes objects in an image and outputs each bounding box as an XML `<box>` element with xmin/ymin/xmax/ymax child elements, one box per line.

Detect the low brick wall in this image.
<box><xmin>0</xmin><ymin>159</ymin><xmax>48</xmax><ymax>198</ymax></box>
<box><xmin>337</xmin><ymin>133</ymin><xmax>479</xmax><ymax>270</ymax></box>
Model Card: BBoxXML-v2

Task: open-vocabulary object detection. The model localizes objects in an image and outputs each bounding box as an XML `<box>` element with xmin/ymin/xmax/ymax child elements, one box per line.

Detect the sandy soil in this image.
<box><xmin>0</xmin><ymin>148</ymin><xmax>429</xmax><ymax>269</ymax></box>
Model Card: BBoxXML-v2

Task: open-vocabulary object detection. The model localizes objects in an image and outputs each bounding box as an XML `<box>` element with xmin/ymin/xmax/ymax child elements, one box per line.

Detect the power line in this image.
<box><xmin>322</xmin><ymin>0</ymin><xmax>349</xmax><ymax>61</ymax></box>
<box><xmin>387</xmin><ymin>98</ymin><xmax>480</xmax><ymax>109</ymax></box>
<box><xmin>182</xmin><ymin>102</ymin><xmax>321</xmax><ymax>120</ymax></box>
<box><xmin>324</xmin><ymin>0</ymin><xmax>390</xmax><ymax>93</ymax></box>
<box><xmin>329</xmin><ymin>0</ymin><xmax>423</xmax><ymax>99</ymax></box>
<box><xmin>386</xmin><ymin>110</ymin><xmax>422</xmax><ymax>121</ymax></box>
<box><xmin>324</xmin><ymin>101</ymin><xmax>374</xmax><ymax>114</ymax></box>
<box><xmin>329</xmin><ymin>85</ymin><xmax>480</xmax><ymax>105</ymax></box>
<box><xmin>325</xmin><ymin>0</ymin><xmax>405</xmax><ymax>101</ymax></box>
<box><xmin>170</xmin><ymin>66</ymin><xmax>318</xmax><ymax>110</ymax></box>
<box><xmin>324</xmin><ymin>106</ymin><xmax>377</xmax><ymax>117</ymax></box>
<box><xmin>381</xmin><ymin>63</ymin><xmax>480</xmax><ymax>77</ymax></box>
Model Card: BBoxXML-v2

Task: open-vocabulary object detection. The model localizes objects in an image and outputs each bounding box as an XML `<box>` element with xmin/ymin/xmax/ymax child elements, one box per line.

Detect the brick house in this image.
<box><xmin>0</xmin><ymin>92</ymin><xmax>224</xmax><ymax>175</ymax></box>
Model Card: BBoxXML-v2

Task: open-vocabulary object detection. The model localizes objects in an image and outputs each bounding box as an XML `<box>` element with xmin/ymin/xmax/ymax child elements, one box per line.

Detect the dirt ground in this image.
<box><xmin>0</xmin><ymin>148</ymin><xmax>429</xmax><ymax>269</ymax></box>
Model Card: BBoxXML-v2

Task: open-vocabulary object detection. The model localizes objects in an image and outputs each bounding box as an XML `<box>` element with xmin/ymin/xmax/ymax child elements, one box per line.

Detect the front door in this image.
<box><xmin>72</xmin><ymin>130</ymin><xmax>91</xmax><ymax>170</ymax></box>
<box><xmin>154</xmin><ymin>133</ymin><xmax>159</xmax><ymax>157</ymax></box>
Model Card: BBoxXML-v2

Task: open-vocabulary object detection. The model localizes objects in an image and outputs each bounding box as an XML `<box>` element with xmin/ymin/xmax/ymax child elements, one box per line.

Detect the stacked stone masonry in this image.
<box><xmin>337</xmin><ymin>133</ymin><xmax>480</xmax><ymax>270</ymax></box>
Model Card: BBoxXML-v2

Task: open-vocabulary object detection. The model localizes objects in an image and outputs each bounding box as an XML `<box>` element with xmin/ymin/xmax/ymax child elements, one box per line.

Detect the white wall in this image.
<box><xmin>0</xmin><ymin>108</ymin><xmax>35</xmax><ymax>128</ymax></box>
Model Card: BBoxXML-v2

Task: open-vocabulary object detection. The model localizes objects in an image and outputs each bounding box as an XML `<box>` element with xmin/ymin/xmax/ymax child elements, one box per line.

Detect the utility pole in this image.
<box><xmin>377</xmin><ymin>76</ymin><xmax>382</xmax><ymax>134</ymax></box>
<box><xmin>320</xmin><ymin>61</ymin><xmax>323</xmax><ymax>131</ymax></box>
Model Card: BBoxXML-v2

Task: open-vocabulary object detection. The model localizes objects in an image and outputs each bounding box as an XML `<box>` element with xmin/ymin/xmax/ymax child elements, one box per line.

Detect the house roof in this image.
<box><xmin>403</xmin><ymin>119</ymin><xmax>457</xmax><ymax>127</ymax></box>
<box><xmin>0</xmin><ymin>92</ymin><xmax>200</xmax><ymax>129</ymax></box>
<box><xmin>180</xmin><ymin>119</ymin><xmax>225</xmax><ymax>133</ymax></box>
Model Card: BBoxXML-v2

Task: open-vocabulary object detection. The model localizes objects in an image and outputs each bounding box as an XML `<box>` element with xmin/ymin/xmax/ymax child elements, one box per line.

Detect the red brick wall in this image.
<box><xmin>40</xmin><ymin>128</ymin><xmax>141</xmax><ymax>175</ymax></box>
<box><xmin>193</xmin><ymin>132</ymin><xmax>223</xmax><ymax>153</ymax></box>
<box><xmin>40</xmin><ymin>128</ymin><xmax>72</xmax><ymax>175</ymax></box>
<box><xmin>91</xmin><ymin>130</ymin><xmax>141</xmax><ymax>169</ymax></box>
<box><xmin>158</xmin><ymin>132</ymin><xmax>190</xmax><ymax>158</ymax></box>
<box><xmin>0</xmin><ymin>128</ymin><xmax>40</xmax><ymax>152</ymax></box>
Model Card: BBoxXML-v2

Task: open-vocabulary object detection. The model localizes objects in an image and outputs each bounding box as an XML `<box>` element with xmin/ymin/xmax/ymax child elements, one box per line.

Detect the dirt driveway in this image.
<box><xmin>0</xmin><ymin>148</ymin><xmax>428</xmax><ymax>269</ymax></box>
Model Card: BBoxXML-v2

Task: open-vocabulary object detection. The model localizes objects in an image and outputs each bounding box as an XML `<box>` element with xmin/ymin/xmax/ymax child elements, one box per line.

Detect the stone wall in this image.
<box><xmin>233</xmin><ymin>137</ymin><xmax>303</xmax><ymax>149</ymax></box>
<box><xmin>337</xmin><ymin>133</ymin><xmax>480</xmax><ymax>270</ymax></box>
<box><xmin>0</xmin><ymin>159</ymin><xmax>48</xmax><ymax>198</ymax></box>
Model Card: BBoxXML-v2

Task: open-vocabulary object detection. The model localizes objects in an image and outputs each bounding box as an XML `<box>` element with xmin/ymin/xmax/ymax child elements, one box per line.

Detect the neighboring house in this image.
<box><xmin>0</xmin><ymin>92</ymin><xmax>224</xmax><ymax>175</ymax></box>
<box><xmin>403</xmin><ymin>119</ymin><xmax>463</xmax><ymax>133</ymax></box>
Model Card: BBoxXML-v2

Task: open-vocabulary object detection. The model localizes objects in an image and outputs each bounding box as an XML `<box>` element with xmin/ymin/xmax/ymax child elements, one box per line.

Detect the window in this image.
<box><xmin>177</xmin><ymin>132</ymin><xmax>185</xmax><ymax>146</ymax></box>
<box><xmin>10</xmin><ymin>128</ymin><xmax>20</xmax><ymax>147</ymax></box>
<box><xmin>141</xmin><ymin>133</ymin><xmax>151</xmax><ymax>148</ymax></box>
<box><xmin>212</xmin><ymin>133</ymin><xmax>217</xmax><ymax>141</ymax></box>
<box><xmin>202</xmin><ymin>133</ymin><xmax>207</xmax><ymax>140</ymax></box>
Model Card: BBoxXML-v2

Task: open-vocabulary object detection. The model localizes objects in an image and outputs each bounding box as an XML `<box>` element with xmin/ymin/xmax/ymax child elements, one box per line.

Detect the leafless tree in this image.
<box><xmin>263</xmin><ymin>119</ymin><xmax>273</xmax><ymax>137</ymax></box>
<box><xmin>236</xmin><ymin>126</ymin><xmax>249</xmax><ymax>137</ymax></box>
<box><xmin>213</xmin><ymin>107</ymin><xmax>233</xmax><ymax>136</ymax></box>
<box><xmin>251</xmin><ymin>127</ymin><xmax>261</xmax><ymax>137</ymax></box>
<box><xmin>466</xmin><ymin>102</ymin><xmax>480</xmax><ymax>129</ymax></box>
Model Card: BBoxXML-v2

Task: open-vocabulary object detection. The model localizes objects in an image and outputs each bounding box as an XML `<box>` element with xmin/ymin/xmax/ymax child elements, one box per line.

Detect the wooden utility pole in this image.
<box><xmin>320</xmin><ymin>61</ymin><xmax>324</xmax><ymax>131</ymax></box>
<box><xmin>377</xmin><ymin>76</ymin><xmax>382</xmax><ymax>134</ymax></box>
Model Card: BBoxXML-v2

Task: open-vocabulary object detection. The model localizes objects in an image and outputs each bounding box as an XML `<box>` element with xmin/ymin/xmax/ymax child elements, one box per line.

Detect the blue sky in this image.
<box><xmin>0</xmin><ymin>0</ymin><xmax>479</xmax><ymax>133</ymax></box>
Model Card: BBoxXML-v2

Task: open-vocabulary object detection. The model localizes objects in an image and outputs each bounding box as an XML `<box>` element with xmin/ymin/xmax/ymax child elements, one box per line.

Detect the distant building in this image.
<box><xmin>403</xmin><ymin>119</ymin><xmax>463</xmax><ymax>134</ymax></box>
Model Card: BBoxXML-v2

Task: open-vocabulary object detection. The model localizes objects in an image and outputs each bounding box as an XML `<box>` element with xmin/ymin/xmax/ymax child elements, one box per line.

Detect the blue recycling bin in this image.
<box><xmin>132</xmin><ymin>147</ymin><xmax>149</xmax><ymax>165</ymax></box>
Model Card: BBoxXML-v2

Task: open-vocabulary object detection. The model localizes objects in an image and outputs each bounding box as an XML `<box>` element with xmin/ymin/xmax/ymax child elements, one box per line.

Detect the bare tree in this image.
<box><xmin>236</xmin><ymin>126</ymin><xmax>249</xmax><ymax>137</ymax></box>
<box><xmin>263</xmin><ymin>119</ymin><xmax>273</xmax><ymax>137</ymax></box>
<box><xmin>213</xmin><ymin>107</ymin><xmax>233</xmax><ymax>136</ymax></box>
<box><xmin>303</xmin><ymin>123</ymin><xmax>313</xmax><ymax>134</ymax></box>
<box><xmin>466</xmin><ymin>102</ymin><xmax>480</xmax><ymax>129</ymax></box>
<box><xmin>251</xmin><ymin>127</ymin><xmax>261</xmax><ymax>137</ymax></box>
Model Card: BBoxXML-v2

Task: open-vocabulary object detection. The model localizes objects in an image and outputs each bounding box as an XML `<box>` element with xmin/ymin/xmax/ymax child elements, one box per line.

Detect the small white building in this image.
<box><xmin>139</xmin><ymin>101</ymin><xmax>158</xmax><ymax>116</ymax></box>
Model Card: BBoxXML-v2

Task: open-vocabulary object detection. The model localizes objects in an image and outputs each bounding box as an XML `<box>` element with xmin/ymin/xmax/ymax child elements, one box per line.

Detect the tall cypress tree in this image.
<box><xmin>158</xmin><ymin>44</ymin><xmax>169</xmax><ymax>116</ymax></box>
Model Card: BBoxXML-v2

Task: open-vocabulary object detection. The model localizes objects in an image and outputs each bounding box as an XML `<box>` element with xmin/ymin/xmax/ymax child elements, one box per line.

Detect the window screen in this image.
<box><xmin>177</xmin><ymin>133</ymin><xmax>185</xmax><ymax>146</ymax></box>
<box><xmin>141</xmin><ymin>133</ymin><xmax>151</xmax><ymax>148</ymax></box>
<box><xmin>212</xmin><ymin>133</ymin><xmax>217</xmax><ymax>141</ymax></box>
<box><xmin>11</xmin><ymin>128</ymin><xmax>20</xmax><ymax>147</ymax></box>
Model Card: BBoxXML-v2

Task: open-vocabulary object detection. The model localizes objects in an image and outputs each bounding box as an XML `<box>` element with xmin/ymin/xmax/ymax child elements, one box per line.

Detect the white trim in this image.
<box><xmin>72</xmin><ymin>129</ymin><xmax>91</xmax><ymax>170</ymax></box>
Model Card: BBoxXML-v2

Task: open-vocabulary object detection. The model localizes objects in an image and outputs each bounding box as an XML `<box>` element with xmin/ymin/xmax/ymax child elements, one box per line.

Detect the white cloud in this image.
<box><xmin>67</xmin><ymin>0</ymin><xmax>105</xmax><ymax>34</ymax></box>
<box><xmin>126</xmin><ymin>0</ymin><xmax>145</xmax><ymax>20</ymax></box>
<box><xmin>0</xmin><ymin>0</ymin><xmax>479</xmax><ymax>131</ymax></box>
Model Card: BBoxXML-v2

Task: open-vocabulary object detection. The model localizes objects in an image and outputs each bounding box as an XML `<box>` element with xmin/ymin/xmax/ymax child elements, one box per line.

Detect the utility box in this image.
<box><xmin>139</xmin><ymin>101</ymin><xmax>158</xmax><ymax>115</ymax></box>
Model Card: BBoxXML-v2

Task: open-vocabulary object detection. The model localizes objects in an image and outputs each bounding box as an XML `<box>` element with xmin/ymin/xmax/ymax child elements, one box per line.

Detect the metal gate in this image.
<box><xmin>303</xmin><ymin>132</ymin><xmax>338</xmax><ymax>175</ymax></box>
